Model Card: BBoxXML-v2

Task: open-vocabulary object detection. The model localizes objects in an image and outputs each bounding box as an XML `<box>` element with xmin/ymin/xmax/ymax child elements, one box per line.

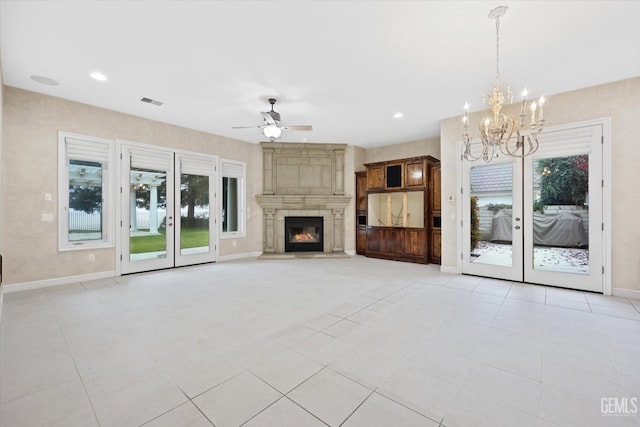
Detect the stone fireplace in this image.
<box><xmin>256</xmin><ymin>142</ymin><xmax>351</xmax><ymax>255</ymax></box>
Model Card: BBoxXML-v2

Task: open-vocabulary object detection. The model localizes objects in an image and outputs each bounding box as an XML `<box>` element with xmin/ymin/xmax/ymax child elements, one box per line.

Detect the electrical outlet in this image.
<box><xmin>42</xmin><ymin>213</ymin><xmax>54</xmax><ymax>222</ymax></box>
<box><xmin>88</xmin><ymin>253</ymin><xmax>95</xmax><ymax>262</ymax></box>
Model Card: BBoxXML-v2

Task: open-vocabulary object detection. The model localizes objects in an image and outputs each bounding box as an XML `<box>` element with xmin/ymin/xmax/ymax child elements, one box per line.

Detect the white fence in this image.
<box><xmin>69</xmin><ymin>207</ymin><xmax>209</xmax><ymax>231</ymax></box>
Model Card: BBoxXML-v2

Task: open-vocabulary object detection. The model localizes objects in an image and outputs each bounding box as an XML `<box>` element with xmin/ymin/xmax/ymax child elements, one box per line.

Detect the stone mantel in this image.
<box><xmin>256</xmin><ymin>142</ymin><xmax>352</xmax><ymax>254</ymax></box>
<box><xmin>255</xmin><ymin>195</ymin><xmax>351</xmax><ymax>210</ymax></box>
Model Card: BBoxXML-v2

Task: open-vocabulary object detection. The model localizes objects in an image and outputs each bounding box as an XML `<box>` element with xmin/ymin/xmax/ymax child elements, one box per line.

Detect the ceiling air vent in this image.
<box><xmin>140</xmin><ymin>97</ymin><xmax>163</xmax><ymax>106</ymax></box>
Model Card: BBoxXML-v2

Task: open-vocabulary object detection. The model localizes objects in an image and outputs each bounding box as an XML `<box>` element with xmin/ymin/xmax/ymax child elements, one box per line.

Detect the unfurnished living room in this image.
<box><xmin>1</xmin><ymin>1</ymin><xmax>639</xmax><ymax>426</ymax></box>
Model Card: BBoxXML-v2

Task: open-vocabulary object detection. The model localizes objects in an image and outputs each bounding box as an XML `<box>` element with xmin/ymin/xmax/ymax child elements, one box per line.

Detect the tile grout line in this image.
<box><xmin>371</xmin><ymin>388</ymin><xmax>446</xmax><ymax>426</ymax></box>
<box><xmin>280</xmin><ymin>395</ymin><xmax>332</xmax><ymax>427</ymax></box>
<box><xmin>337</xmin><ymin>389</ymin><xmax>375</xmax><ymax>427</ymax></box>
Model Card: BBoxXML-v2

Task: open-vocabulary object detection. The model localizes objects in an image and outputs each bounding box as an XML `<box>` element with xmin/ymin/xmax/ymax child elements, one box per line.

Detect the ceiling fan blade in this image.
<box><xmin>231</xmin><ymin>124</ymin><xmax>266</xmax><ymax>129</ymax></box>
<box><xmin>281</xmin><ymin>125</ymin><xmax>313</xmax><ymax>131</ymax></box>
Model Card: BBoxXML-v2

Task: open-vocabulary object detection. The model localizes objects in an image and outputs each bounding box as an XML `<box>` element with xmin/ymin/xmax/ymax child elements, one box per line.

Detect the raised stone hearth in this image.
<box><xmin>256</xmin><ymin>142</ymin><xmax>351</xmax><ymax>255</ymax></box>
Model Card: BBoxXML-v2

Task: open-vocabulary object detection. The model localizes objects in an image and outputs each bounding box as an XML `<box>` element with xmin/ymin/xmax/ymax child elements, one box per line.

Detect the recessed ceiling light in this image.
<box><xmin>30</xmin><ymin>75</ymin><xmax>59</xmax><ymax>86</ymax></box>
<box><xmin>90</xmin><ymin>72</ymin><xmax>107</xmax><ymax>81</ymax></box>
<box><xmin>393</xmin><ymin>112</ymin><xmax>404</xmax><ymax>119</ymax></box>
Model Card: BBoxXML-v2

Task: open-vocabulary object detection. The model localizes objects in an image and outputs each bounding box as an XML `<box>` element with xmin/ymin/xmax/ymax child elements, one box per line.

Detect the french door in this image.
<box><xmin>120</xmin><ymin>144</ymin><xmax>217</xmax><ymax>274</ymax></box>
<box><xmin>462</xmin><ymin>123</ymin><xmax>604</xmax><ymax>292</ymax></box>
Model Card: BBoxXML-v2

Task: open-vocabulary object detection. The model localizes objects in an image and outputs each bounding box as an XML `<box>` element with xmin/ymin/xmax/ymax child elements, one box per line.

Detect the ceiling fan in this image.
<box><xmin>232</xmin><ymin>98</ymin><xmax>313</xmax><ymax>141</ymax></box>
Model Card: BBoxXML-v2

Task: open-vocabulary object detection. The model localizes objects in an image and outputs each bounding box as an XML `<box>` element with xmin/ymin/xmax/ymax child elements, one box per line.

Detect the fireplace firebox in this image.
<box><xmin>285</xmin><ymin>217</ymin><xmax>323</xmax><ymax>252</ymax></box>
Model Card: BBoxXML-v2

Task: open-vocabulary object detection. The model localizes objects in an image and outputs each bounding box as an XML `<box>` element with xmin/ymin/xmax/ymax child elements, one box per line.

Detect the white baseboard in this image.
<box><xmin>218</xmin><ymin>251</ymin><xmax>262</xmax><ymax>262</ymax></box>
<box><xmin>2</xmin><ymin>271</ymin><xmax>116</xmax><ymax>294</ymax></box>
<box><xmin>612</xmin><ymin>288</ymin><xmax>640</xmax><ymax>300</ymax></box>
<box><xmin>440</xmin><ymin>266</ymin><xmax>459</xmax><ymax>274</ymax></box>
<box><xmin>345</xmin><ymin>250</ymin><xmax>356</xmax><ymax>256</ymax></box>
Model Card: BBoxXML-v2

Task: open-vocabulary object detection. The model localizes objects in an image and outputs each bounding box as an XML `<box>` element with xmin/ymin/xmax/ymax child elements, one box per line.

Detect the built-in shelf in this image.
<box><xmin>356</xmin><ymin>156</ymin><xmax>440</xmax><ymax>264</ymax></box>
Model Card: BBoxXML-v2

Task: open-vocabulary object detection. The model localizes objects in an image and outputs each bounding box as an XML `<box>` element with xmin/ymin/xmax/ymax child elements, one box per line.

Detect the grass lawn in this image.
<box><xmin>130</xmin><ymin>228</ymin><xmax>209</xmax><ymax>254</ymax></box>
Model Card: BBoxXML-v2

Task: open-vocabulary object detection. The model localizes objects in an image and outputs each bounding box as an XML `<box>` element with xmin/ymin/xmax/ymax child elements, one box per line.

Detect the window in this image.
<box><xmin>221</xmin><ymin>160</ymin><xmax>246</xmax><ymax>238</ymax></box>
<box><xmin>58</xmin><ymin>132</ymin><xmax>114</xmax><ymax>250</ymax></box>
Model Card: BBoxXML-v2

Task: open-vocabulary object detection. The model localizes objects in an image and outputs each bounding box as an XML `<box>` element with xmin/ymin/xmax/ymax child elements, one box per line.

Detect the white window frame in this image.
<box><xmin>220</xmin><ymin>159</ymin><xmax>246</xmax><ymax>238</ymax></box>
<box><xmin>58</xmin><ymin>132</ymin><xmax>115</xmax><ymax>251</ymax></box>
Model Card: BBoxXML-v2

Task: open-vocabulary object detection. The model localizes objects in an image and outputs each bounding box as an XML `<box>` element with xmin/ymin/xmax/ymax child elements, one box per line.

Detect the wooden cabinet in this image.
<box><xmin>356</xmin><ymin>171</ymin><xmax>367</xmax><ymax>212</ymax></box>
<box><xmin>429</xmin><ymin>165</ymin><xmax>442</xmax><ymax>264</ymax></box>
<box><xmin>431</xmin><ymin>164</ymin><xmax>441</xmax><ymax>211</ymax></box>
<box><xmin>358</xmin><ymin>156</ymin><xmax>440</xmax><ymax>264</ymax></box>
<box><xmin>405</xmin><ymin>159</ymin><xmax>426</xmax><ymax>188</ymax></box>
<box><xmin>355</xmin><ymin>171</ymin><xmax>367</xmax><ymax>255</ymax></box>
<box><xmin>365</xmin><ymin>222</ymin><xmax>427</xmax><ymax>263</ymax></box>
<box><xmin>366</xmin><ymin>165</ymin><xmax>384</xmax><ymax>191</ymax></box>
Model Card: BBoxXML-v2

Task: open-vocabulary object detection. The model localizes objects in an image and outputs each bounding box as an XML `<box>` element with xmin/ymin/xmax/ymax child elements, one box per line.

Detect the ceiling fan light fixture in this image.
<box><xmin>263</xmin><ymin>125</ymin><xmax>282</xmax><ymax>140</ymax></box>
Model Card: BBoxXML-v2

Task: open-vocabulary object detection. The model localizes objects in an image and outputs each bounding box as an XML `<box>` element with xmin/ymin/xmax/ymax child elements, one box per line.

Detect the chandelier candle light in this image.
<box><xmin>463</xmin><ymin>5</ymin><xmax>545</xmax><ymax>162</ymax></box>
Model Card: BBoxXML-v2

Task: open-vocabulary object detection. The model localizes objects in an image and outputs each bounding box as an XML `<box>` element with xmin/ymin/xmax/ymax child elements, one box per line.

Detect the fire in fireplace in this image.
<box><xmin>285</xmin><ymin>216</ymin><xmax>323</xmax><ymax>252</ymax></box>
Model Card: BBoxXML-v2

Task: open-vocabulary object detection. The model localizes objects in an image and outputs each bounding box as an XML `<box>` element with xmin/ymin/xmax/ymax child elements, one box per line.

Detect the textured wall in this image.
<box><xmin>0</xmin><ymin>57</ymin><xmax>3</xmax><ymax>290</ymax></box>
<box><xmin>364</xmin><ymin>136</ymin><xmax>441</xmax><ymax>165</ymax></box>
<box><xmin>2</xmin><ymin>87</ymin><xmax>263</xmax><ymax>284</ymax></box>
<box><xmin>440</xmin><ymin>76</ymin><xmax>640</xmax><ymax>293</ymax></box>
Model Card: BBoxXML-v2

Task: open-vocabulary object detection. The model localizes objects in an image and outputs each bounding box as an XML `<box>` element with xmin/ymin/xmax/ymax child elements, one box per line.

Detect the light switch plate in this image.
<box><xmin>44</xmin><ymin>192</ymin><xmax>52</xmax><ymax>201</ymax></box>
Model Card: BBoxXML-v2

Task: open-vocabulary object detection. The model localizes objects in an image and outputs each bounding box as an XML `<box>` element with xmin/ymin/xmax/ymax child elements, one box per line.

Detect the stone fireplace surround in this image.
<box><xmin>256</xmin><ymin>142</ymin><xmax>351</xmax><ymax>255</ymax></box>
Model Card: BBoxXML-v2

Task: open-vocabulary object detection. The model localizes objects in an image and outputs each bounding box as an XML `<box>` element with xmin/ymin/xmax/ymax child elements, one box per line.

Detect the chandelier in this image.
<box><xmin>463</xmin><ymin>5</ymin><xmax>545</xmax><ymax>162</ymax></box>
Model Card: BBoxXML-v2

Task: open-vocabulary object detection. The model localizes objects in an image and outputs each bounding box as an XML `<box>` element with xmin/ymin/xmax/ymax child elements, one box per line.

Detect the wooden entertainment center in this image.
<box><xmin>356</xmin><ymin>155</ymin><xmax>441</xmax><ymax>264</ymax></box>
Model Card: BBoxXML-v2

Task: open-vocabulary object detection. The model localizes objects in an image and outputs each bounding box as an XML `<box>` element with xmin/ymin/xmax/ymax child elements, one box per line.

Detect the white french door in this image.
<box><xmin>174</xmin><ymin>153</ymin><xmax>218</xmax><ymax>267</ymax></box>
<box><xmin>120</xmin><ymin>143</ymin><xmax>217</xmax><ymax>274</ymax></box>
<box><xmin>462</xmin><ymin>123</ymin><xmax>604</xmax><ymax>292</ymax></box>
<box><xmin>462</xmin><ymin>156</ymin><xmax>523</xmax><ymax>282</ymax></box>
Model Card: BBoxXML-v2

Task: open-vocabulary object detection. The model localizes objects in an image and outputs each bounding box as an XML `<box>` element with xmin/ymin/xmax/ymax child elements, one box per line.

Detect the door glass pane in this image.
<box><xmin>180</xmin><ymin>173</ymin><xmax>210</xmax><ymax>255</ymax></box>
<box><xmin>533</xmin><ymin>155</ymin><xmax>589</xmax><ymax>274</ymax></box>
<box><xmin>129</xmin><ymin>168</ymin><xmax>167</xmax><ymax>261</ymax></box>
<box><xmin>470</xmin><ymin>163</ymin><xmax>513</xmax><ymax>267</ymax></box>
<box><xmin>68</xmin><ymin>159</ymin><xmax>103</xmax><ymax>241</ymax></box>
<box><xmin>222</xmin><ymin>177</ymin><xmax>238</xmax><ymax>232</ymax></box>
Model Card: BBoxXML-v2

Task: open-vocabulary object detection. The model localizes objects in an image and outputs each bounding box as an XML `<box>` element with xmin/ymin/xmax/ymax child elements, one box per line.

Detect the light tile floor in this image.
<box><xmin>1</xmin><ymin>256</ymin><xmax>640</xmax><ymax>427</ymax></box>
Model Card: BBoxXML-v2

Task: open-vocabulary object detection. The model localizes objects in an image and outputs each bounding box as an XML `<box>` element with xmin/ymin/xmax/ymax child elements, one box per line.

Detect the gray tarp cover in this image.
<box><xmin>489</xmin><ymin>209</ymin><xmax>588</xmax><ymax>247</ymax></box>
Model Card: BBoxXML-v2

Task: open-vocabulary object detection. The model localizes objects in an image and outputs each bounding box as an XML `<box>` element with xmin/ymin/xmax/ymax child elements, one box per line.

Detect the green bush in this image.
<box><xmin>470</xmin><ymin>196</ymin><xmax>481</xmax><ymax>251</ymax></box>
<box><xmin>537</xmin><ymin>155</ymin><xmax>588</xmax><ymax>206</ymax></box>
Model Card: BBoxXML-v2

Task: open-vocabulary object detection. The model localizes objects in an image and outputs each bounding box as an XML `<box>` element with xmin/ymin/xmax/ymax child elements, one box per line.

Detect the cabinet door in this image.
<box><xmin>403</xmin><ymin>228</ymin><xmax>426</xmax><ymax>257</ymax></box>
<box><xmin>405</xmin><ymin>160</ymin><xmax>425</xmax><ymax>188</ymax></box>
<box><xmin>367</xmin><ymin>166</ymin><xmax>384</xmax><ymax>190</ymax></box>
<box><xmin>356</xmin><ymin>227</ymin><xmax>367</xmax><ymax>254</ymax></box>
<box><xmin>356</xmin><ymin>172</ymin><xmax>367</xmax><ymax>212</ymax></box>
<box><xmin>431</xmin><ymin>230</ymin><xmax>442</xmax><ymax>261</ymax></box>
<box><xmin>431</xmin><ymin>165</ymin><xmax>441</xmax><ymax>211</ymax></box>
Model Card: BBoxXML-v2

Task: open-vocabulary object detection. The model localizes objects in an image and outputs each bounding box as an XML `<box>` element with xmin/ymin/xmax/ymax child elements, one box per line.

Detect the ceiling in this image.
<box><xmin>1</xmin><ymin>1</ymin><xmax>639</xmax><ymax>148</ymax></box>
